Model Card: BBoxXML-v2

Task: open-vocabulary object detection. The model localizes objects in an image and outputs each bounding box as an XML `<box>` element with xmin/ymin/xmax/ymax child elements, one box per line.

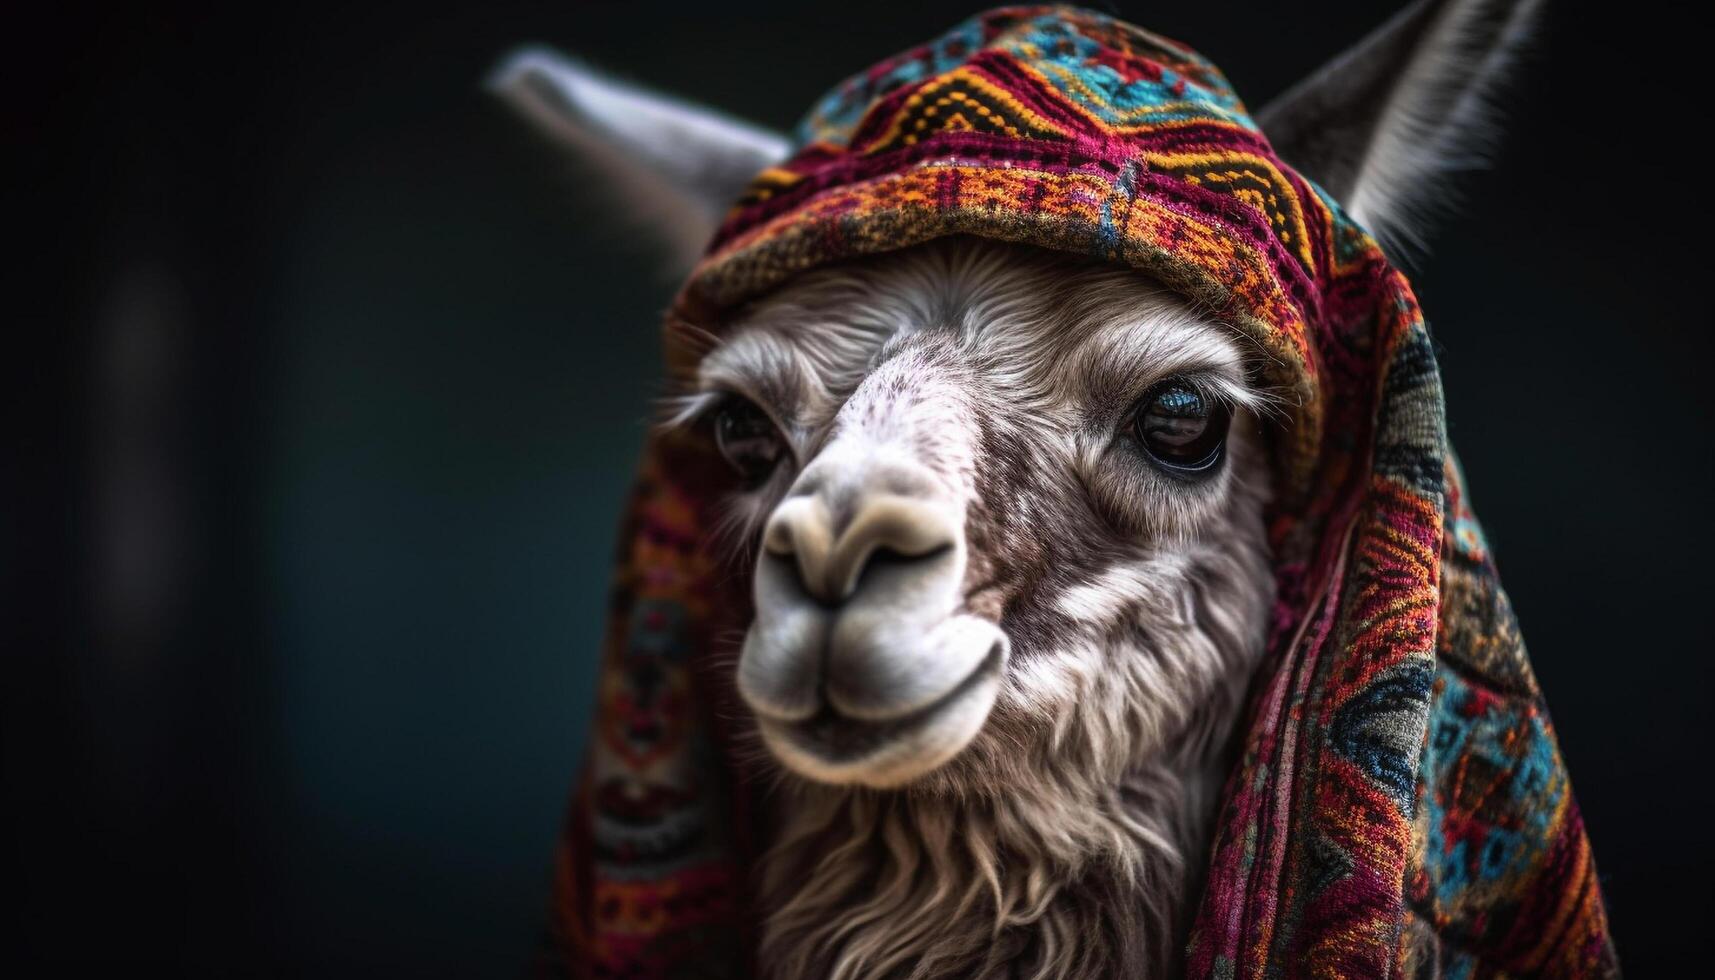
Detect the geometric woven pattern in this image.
<box><xmin>549</xmin><ymin>8</ymin><xmax>1618</xmax><ymax>977</ymax></box>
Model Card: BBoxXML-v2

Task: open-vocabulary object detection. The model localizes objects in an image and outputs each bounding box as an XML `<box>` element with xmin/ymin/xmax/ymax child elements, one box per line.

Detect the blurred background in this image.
<box><xmin>9</xmin><ymin>0</ymin><xmax>1709</xmax><ymax>973</ymax></box>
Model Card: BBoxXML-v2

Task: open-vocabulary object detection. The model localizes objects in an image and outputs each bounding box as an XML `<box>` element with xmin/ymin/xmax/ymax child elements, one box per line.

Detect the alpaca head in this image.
<box><xmin>493</xmin><ymin>0</ymin><xmax>1540</xmax><ymax>794</ymax></box>
<box><xmin>685</xmin><ymin>239</ymin><xmax>1277</xmax><ymax>790</ymax></box>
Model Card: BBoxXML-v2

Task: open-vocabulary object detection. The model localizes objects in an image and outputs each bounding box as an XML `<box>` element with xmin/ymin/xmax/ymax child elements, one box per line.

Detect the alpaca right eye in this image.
<box><xmin>1132</xmin><ymin>380</ymin><xmax>1231</xmax><ymax>477</ymax></box>
<box><xmin>714</xmin><ymin>397</ymin><xmax>785</xmax><ymax>484</ymax></box>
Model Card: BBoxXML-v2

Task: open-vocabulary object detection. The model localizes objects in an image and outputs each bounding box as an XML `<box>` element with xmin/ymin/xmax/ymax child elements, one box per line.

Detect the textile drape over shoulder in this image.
<box><xmin>549</xmin><ymin>6</ymin><xmax>1618</xmax><ymax>977</ymax></box>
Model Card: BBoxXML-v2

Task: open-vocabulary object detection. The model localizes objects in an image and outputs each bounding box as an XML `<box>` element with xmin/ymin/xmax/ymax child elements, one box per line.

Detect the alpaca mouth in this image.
<box><xmin>756</xmin><ymin>641</ymin><xmax>1005</xmax><ymax>788</ymax></box>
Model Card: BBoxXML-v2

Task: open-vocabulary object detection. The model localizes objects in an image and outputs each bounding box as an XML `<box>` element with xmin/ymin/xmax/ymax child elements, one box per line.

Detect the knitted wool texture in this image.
<box><xmin>547</xmin><ymin>7</ymin><xmax>1618</xmax><ymax>977</ymax></box>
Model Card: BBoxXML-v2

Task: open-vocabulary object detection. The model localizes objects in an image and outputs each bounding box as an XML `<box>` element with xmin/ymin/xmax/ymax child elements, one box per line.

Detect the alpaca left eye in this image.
<box><xmin>1132</xmin><ymin>380</ymin><xmax>1231</xmax><ymax>475</ymax></box>
<box><xmin>713</xmin><ymin>396</ymin><xmax>786</xmax><ymax>485</ymax></box>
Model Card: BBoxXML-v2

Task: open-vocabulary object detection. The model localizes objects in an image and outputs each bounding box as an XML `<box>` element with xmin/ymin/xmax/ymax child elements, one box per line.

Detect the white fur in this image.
<box><xmin>1347</xmin><ymin>0</ymin><xmax>1540</xmax><ymax>254</ymax></box>
<box><xmin>488</xmin><ymin>48</ymin><xmax>790</xmax><ymax>269</ymax></box>
<box><xmin>1258</xmin><ymin>0</ymin><xmax>1541</xmax><ymax>258</ymax></box>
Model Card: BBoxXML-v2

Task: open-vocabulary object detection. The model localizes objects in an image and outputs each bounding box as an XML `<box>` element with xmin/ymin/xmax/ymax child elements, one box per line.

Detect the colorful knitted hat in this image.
<box><xmin>546</xmin><ymin>6</ymin><xmax>1617</xmax><ymax>977</ymax></box>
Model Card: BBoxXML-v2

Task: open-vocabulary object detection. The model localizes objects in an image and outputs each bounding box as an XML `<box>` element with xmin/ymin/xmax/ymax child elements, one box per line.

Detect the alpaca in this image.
<box><xmin>710</xmin><ymin>239</ymin><xmax>1275</xmax><ymax>977</ymax></box>
<box><xmin>492</xmin><ymin>2</ymin><xmax>1546</xmax><ymax>977</ymax></box>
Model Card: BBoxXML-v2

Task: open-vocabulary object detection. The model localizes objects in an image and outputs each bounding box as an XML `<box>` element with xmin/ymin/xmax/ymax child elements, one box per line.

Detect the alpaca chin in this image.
<box><xmin>754</xmin><ymin>639</ymin><xmax>1005</xmax><ymax>789</ymax></box>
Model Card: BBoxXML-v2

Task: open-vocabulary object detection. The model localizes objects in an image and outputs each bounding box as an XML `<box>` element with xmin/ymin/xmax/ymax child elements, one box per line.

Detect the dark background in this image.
<box><xmin>9</xmin><ymin>0</ymin><xmax>1709</xmax><ymax>973</ymax></box>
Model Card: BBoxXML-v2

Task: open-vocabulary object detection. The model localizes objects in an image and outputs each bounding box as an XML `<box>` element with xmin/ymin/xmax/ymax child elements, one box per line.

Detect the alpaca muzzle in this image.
<box><xmin>737</xmin><ymin>445</ymin><xmax>1006</xmax><ymax>788</ymax></box>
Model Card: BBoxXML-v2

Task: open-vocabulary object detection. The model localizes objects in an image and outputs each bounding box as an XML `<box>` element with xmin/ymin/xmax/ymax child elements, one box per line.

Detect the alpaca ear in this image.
<box><xmin>1256</xmin><ymin>0</ymin><xmax>1541</xmax><ymax>257</ymax></box>
<box><xmin>488</xmin><ymin>47</ymin><xmax>792</xmax><ymax>271</ymax></box>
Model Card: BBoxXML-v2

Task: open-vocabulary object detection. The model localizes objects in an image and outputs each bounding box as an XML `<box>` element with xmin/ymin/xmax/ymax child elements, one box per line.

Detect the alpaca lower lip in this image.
<box><xmin>768</xmin><ymin>642</ymin><xmax>1004</xmax><ymax>766</ymax></box>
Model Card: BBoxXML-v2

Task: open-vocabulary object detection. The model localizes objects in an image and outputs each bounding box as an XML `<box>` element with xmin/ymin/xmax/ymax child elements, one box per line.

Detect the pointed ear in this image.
<box><xmin>488</xmin><ymin>47</ymin><xmax>791</xmax><ymax>272</ymax></box>
<box><xmin>1256</xmin><ymin>0</ymin><xmax>1541</xmax><ymax>258</ymax></box>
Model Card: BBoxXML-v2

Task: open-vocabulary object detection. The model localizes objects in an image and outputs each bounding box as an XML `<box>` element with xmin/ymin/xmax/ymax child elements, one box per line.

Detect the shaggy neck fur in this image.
<box><xmin>757</xmin><ymin>738</ymin><xmax>1230</xmax><ymax>980</ymax></box>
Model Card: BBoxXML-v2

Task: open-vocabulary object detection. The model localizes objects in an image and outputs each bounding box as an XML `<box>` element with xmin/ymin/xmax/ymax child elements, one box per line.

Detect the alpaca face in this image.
<box><xmin>675</xmin><ymin>241</ymin><xmax>1277</xmax><ymax>791</ymax></box>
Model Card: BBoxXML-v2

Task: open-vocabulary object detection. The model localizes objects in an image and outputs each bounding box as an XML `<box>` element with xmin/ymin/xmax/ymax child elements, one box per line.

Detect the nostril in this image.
<box><xmin>763</xmin><ymin>496</ymin><xmax>836</xmax><ymax>597</ymax></box>
<box><xmin>763</xmin><ymin>483</ymin><xmax>958</xmax><ymax>603</ymax></box>
<box><xmin>834</xmin><ymin>542</ymin><xmax>954</xmax><ymax>602</ymax></box>
<box><xmin>826</xmin><ymin>495</ymin><xmax>958</xmax><ymax>601</ymax></box>
<box><xmin>869</xmin><ymin>543</ymin><xmax>950</xmax><ymax>566</ymax></box>
<box><xmin>763</xmin><ymin>497</ymin><xmax>829</xmax><ymax>551</ymax></box>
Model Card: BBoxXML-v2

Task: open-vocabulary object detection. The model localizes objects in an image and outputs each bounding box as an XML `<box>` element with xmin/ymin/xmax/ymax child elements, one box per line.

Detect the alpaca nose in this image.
<box><xmin>741</xmin><ymin>455</ymin><xmax>988</xmax><ymax>724</ymax></box>
<box><xmin>761</xmin><ymin>490</ymin><xmax>957</xmax><ymax>604</ymax></box>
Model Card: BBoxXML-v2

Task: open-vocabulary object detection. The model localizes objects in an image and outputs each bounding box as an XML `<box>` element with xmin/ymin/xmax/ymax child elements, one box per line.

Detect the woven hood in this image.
<box><xmin>549</xmin><ymin>7</ymin><xmax>1616</xmax><ymax>977</ymax></box>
